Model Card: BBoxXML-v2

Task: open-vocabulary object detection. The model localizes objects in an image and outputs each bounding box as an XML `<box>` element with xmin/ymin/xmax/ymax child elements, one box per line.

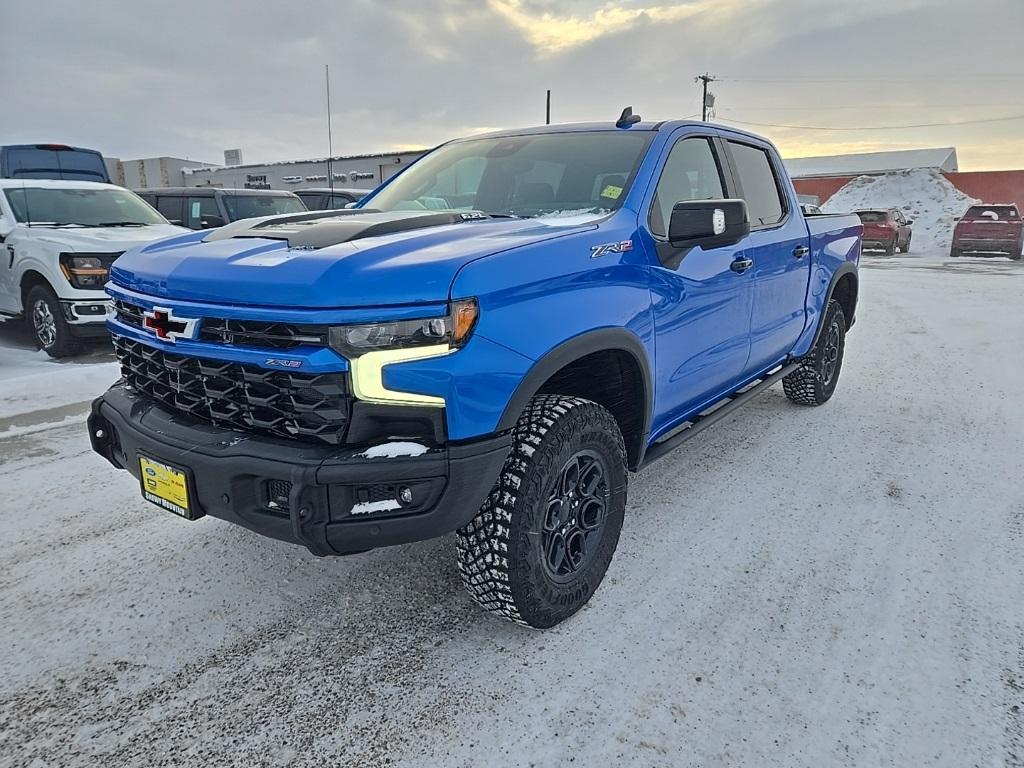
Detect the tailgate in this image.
<box><xmin>958</xmin><ymin>220</ymin><xmax>1021</xmax><ymax>238</ymax></box>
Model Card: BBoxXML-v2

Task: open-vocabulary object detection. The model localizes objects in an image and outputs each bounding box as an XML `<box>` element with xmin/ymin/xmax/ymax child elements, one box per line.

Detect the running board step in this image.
<box><xmin>639</xmin><ymin>362</ymin><xmax>801</xmax><ymax>469</ymax></box>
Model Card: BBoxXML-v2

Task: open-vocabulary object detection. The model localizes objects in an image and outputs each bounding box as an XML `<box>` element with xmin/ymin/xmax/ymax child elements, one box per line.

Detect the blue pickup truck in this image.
<box><xmin>88</xmin><ymin>112</ymin><xmax>861</xmax><ymax>628</ymax></box>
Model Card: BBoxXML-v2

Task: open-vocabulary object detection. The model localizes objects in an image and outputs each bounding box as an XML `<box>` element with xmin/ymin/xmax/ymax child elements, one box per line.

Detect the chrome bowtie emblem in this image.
<box><xmin>142</xmin><ymin>306</ymin><xmax>198</xmax><ymax>343</ymax></box>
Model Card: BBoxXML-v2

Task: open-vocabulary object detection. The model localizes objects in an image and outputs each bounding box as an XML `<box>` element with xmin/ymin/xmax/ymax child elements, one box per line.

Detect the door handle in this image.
<box><xmin>793</xmin><ymin>245</ymin><xmax>810</xmax><ymax>259</ymax></box>
<box><xmin>730</xmin><ymin>257</ymin><xmax>754</xmax><ymax>274</ymax></box>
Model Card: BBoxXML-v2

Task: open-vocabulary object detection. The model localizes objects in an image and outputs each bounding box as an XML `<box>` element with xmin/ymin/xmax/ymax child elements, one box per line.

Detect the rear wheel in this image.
<box><xmin>456</xmin><ymin>395</ymin><xmax>627</xmax><ymax>628</ymax></box>
<box><xmin>950</xmin><ymin>246</ymin><xmax>961</xmax><ymax>258</ymax></box>
<box><xmin>903</xmin><ymin>235</ymin><xmax>911</xmax><ymax>254</ymax></box>
<box><xmin>26</xmin><ymin>285</ymin><xmax>83</xmax><ymax>358</ymax></box>
<box><xmin>783</xmin><ymin>299</ymin><xmax>847</xmax><ymax>406</ymax></box>
<box><xmin>884</xmin><ymin>236</ymin><xmax>897</xmax><ymax>256</ymax></box>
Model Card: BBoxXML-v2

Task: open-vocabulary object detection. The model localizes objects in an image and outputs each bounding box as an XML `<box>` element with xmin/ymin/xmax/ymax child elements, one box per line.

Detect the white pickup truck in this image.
<box><xmin>0</xmin><ymin>180</ymin><xmax>187</xmax><ymax>356</ymax></box>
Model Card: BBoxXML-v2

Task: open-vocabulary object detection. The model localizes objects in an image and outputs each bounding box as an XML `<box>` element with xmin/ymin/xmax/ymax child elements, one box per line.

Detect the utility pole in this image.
<box><xmin>326</xmin><ymin>64</ymin><xmax>334</xmax><ymax>194</ymax></box>
<box><xmin>546</xmin><ymin>89</ymin><xmax>551</xmax><ymax>125</ymax></box>
<box><xmin>695</xmin><ymin>72</ymin><xmax>716</xmax><ymax>121</ymax></box>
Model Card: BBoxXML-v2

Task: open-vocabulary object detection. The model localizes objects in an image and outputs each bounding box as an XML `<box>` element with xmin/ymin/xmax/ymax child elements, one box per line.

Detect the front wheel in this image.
<box><xmin>26</xmin><ymin>285</ymin><xmax>83</xmax><ymax>358</ymax></box>
<box><xmin>456</xmin><ymin>395</ymin><xmax>627</xmax><ymax>628</ymax></box>
<box><xmin>783</xmin><ymin>299</ymin><xmax>847</xmax><ymax>406</ymax></box>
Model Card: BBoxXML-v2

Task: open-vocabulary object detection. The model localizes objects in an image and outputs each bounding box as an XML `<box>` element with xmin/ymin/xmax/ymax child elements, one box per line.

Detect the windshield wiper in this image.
<box><xmin>27</xmin><ymin>222</ymin><xmax>87</xmax><ymax>228</ymax></box>
<box><xmin>90</xmin><ymin>221</ymin><xmax>149</xmax><ymax>227</ymax></box>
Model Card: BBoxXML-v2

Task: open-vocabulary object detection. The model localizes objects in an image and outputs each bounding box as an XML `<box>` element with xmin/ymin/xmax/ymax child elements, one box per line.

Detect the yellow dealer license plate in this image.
<box><xmin>138</xmin><ymin>455</ymin><xmax>198</xmax><ymax>520</ymax></box>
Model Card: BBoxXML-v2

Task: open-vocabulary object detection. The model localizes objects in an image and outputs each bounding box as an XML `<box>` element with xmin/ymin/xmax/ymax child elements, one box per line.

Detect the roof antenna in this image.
<box><xmin>616</xmin><ymin>106</ymin><xmax>641</xmax><ymax>128</ymax></box>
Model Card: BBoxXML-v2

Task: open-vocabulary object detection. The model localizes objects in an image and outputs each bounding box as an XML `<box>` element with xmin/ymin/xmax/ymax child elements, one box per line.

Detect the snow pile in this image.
<box><xmin>822</xmin><ymin>168</ymin><xmax>979</xmax><ymax>252</ymax></box>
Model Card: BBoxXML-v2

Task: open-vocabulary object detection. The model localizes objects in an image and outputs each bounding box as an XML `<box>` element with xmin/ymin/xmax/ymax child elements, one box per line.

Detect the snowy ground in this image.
<box><xmin>1</xmin><ymin>251</ymin><xmax>1023</xmax><ymax>767</ymax></box>
<box><xmin>0</xmin><ymin>321</ymin><xmax>117</xmax><ymax>432</ymax></box>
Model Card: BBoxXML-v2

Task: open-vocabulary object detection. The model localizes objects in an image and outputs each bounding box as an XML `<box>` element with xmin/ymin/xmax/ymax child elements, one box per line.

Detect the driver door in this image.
<box><xmin>640</xmin><ymin>133</ymin><xmax>753</xmax><ymax>437</ymax></box>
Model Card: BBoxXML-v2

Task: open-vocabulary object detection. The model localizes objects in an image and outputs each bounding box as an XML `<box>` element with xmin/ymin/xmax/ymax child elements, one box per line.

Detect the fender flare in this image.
<box><xmin>809</xmin><ymin>262</ymin><xmax>858</xmax><ymax>350</ymax></box>
<box><xmin>496</xmin><ymin>327</ymin><xmax>653</xmax><ymax>467</ymax></box>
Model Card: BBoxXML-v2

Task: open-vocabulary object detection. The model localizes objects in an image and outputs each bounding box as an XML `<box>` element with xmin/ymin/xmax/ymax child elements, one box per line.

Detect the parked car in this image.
<box><xmin>950</xmin><ymin>204</ymin><xmax>1023</xmax><ymax>260</ymax></box>
<box><xmin>294</xmin><ymin>187</ymin><xmax>368</xmax><ymax>211</ymax></box>
<box><xmin>134</xmin><ymin>187</ymin><xmax>306</xmax><ymax>229</ymax></box>
<box><xmin>89</xmin><ymin>114</ymin><xmax>861</xmax><ymax>628</ymax></box>
<box><xmin>0</xmin><ymin>180</ymin><xmax>187</xmax><ymax>356</ymax></box>
<box><xmin>1</xmin><ymin>143</ymin><xmax>110</xmax><ymax>183</ymax></box>
<box><xmin>855</xmin><ymin>209</ymin><xmax>912</xmax><ymax>254</ymax></box>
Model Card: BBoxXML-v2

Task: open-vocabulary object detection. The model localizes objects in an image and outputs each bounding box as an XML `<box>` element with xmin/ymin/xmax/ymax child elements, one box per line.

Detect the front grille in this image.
<box><xmin>113</xmin><ymin>335</ymin><xmax>350</xmax><ymax>444</ymax></box>
<box><xmin>199</xmin><ymin>317</ymin><xmax>330</xmax><ymax>349</ymax></box>
<box><xmin>112</xmin><ymin>300</ymin><xmax>329</xmax><ymax>350</ymax></box>
<box><xmin>113</xmin><ymin>299</ymin><xmax>145</xmax><ymax>330</ymax></box>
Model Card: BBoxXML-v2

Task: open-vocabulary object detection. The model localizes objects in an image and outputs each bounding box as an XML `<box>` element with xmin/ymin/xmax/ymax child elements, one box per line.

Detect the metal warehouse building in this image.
<box><xmin>182</xmin><ymin>150</ymin><xmax>429</xmax><ymax>192</ymax></box>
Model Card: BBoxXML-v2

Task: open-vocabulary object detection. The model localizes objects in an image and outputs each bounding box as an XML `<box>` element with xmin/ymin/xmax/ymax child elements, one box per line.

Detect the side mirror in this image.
<box><xmin>201</xmin><ymin>215</ymin><xmax>226</xmax><ymax>229</ymax></box>
<box><xmin>668</xmin><ymin>199</ymin><xmax>750</xmax><ymax>249</ymax></box>
<box><xmin>906</xmin><ymin>219</ymin><xmax>914</xmax><ymax>225</ymax></box>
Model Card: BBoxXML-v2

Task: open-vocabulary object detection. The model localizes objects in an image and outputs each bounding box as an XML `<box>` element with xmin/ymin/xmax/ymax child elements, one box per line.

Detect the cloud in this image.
<box><xmin>488</xmin><ymin>0</ymin><xmax>711</xmax><ymax>52</ymax></box>
<box><xmin>1</xmin><ymin>0</ymin><xmax>1021</xmax><ymax>170</ymax></box>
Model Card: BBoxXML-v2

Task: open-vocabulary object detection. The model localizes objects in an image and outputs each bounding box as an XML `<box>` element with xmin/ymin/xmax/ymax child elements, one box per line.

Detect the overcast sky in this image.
<box><xmin>3</xmin><ymin>0</ymin><xmax>1022</xmax><ymax>170</ymax></box>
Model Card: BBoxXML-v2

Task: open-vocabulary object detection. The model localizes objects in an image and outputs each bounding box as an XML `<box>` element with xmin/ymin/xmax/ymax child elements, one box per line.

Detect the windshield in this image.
<box><xmin>3</xmin><ymin>186</ymin><xmax>167</xmax><ymax>226</ymax></box>
<box><xmin>221</xmin><ymin>193</ymin><xmax>306</xmax><ymax>220</ymax></box>
<box><xmin>364</xmin><ymin>132</ymin><xmax>651</xmax><ymax>219</ymax></box>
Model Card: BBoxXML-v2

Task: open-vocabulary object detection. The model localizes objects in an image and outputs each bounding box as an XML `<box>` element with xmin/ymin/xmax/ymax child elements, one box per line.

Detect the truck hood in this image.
<box><xmin>16</xmin><ymin>223</ymin><xmax>189</xmax><ymax>252</ymax></box>
<box><xmin>110</xmin><ymin>210</ymin><xmax>600</xmax><ymax>307</ymax></box>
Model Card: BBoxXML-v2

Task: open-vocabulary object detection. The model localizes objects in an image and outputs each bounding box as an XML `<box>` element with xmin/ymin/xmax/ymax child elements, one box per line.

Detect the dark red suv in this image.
<box><xmin>951</xmin><ymin>204</ymin><xmax>1023</xmax><ymax>260</ymax></box>
<box><xmin>855</xmin><ymin>209</ymin><xmax>912</xmax><ymax>255</ymax></box>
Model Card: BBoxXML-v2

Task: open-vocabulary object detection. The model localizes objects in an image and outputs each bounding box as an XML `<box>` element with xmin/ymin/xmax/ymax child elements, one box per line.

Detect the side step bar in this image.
<box><xmin>639</xmin><ymin>362</ymin><xmax>802</xmax><ymax>469</ymax></box>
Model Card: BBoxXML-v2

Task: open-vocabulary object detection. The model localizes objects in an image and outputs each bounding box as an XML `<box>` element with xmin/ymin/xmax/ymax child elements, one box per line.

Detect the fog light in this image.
<box><xmin>398</xmin><ymin>486</ymin><xmax>413</xmax><ymax>505</ymax></box>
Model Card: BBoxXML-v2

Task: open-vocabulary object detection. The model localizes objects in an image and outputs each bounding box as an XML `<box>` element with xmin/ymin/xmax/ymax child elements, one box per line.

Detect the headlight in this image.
<box><xmin>328</xmin><ymin>299</ymin><xmax>478</xmax><ymax>358</ymax></box>
<box><xmin>59</xmin><ymin>253</ymin><xmax>111</xmax><ymax>289</ymax></box>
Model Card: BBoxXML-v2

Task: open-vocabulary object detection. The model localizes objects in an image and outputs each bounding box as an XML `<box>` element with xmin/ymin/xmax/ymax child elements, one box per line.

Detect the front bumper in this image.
<box><xmin>88</xmin><ymin>384</ymin><xmax>510</xmax><ymax>556</ymax></box>
<box><xmin>61</xmin><ymin>298</ymin><xmax>113</xmax><ymax>332</ymax></box>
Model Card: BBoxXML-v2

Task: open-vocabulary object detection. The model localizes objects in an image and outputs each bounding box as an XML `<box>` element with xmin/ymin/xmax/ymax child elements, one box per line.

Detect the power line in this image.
<box><xmin>716</xmin><ymin>113</ymin><xmax>1024</xmax><ymax>131</ymax></box>
<box><xmin>719</xmin><ymin>75</ymin><xmax>1024</xmax><ymax>83</ymax></box>
<box><xmin>718</xmin><ymin>103</ymin><xmax>1016</xmax><ymax>112</ymax></box>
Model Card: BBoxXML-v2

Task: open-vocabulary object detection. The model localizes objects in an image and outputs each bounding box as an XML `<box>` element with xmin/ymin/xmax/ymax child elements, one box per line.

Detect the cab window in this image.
<box><xmin>727</xmin><ymin>141</ymin><xmax>786</xmax><ymax>227</ymax></box>
<box><xmin>649</xmin><ymin>137</ymin><xmax>725</xmax><ymax>239</ymax></box>
<box><xmin>185</xmin><ymin>196</ymin><xmax>221</xmax><ymax>228</ymax></box>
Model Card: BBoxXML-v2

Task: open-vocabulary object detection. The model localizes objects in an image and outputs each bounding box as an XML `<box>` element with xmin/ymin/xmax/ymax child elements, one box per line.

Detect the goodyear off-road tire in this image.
<box><xmin>26</xmin><ymin>285</ymin><xmax>83</xmax><ymax>359</ymax></box>
<box><xmin>456</xmin><ymin>395</ymin><xmax>627</xmax><ymax>628</ymax></box>
<box><xmin>783</xmin><ymin>299</ymin><xmax>847</xmax><ymax>406</ymax></box>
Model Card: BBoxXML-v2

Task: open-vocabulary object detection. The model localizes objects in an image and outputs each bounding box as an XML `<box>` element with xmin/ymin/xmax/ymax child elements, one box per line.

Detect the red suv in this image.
<box><xmin>855</xmin><ymin>209</ymin><xmax>912</xmax><ymax>255</ymax></box>
<box><xmin>950</xmin><ymin>204</ymin><xmax>1023</xmax><ymax>260</ymax></box>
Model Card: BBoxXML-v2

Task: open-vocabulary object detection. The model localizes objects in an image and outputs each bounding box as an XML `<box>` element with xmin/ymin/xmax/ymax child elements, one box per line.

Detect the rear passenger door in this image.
<box><xmin>723</xmin><ymin>139</ymin><xmax>811</xmax><ymax>374</ymax></box>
